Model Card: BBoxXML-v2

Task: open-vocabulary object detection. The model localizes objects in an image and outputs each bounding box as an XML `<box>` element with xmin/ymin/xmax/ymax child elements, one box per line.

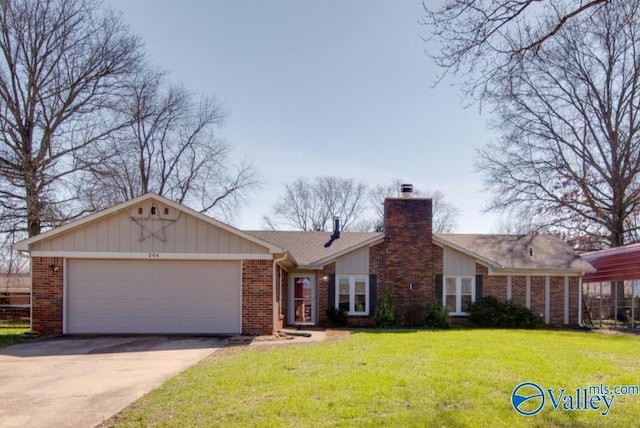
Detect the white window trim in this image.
<box><xmin>335</xmin><ymin>274</ymin><xmax>369</xmax><ymax>316</ymax></box>
<box><xmin>443</xmin><ymin>275</ymin><xmax>475</xmax><ymax>315</ymax></box>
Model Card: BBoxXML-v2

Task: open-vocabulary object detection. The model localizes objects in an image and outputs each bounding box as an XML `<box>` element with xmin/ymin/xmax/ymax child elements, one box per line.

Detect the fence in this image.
<box><xmin>0</xmin><ymin>292</ymin><xmax>30</xmax><ymax>327</ymax></box>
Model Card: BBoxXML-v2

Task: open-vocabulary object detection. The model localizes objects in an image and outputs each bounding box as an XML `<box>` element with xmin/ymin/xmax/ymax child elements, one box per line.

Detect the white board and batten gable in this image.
<box><xmin>335</xmin><ymin>246</ymin><xmax>369</xmax><ymax>275</ymax></box>
<box><xmin>15</xmin><ymin>193</ymin><xmax>282</xmax><ymax>260</ymax></box>
<box><xmin>442</xmin><ymin>245</ymin><xmax>476</xmax><ymax>276</ymax></box>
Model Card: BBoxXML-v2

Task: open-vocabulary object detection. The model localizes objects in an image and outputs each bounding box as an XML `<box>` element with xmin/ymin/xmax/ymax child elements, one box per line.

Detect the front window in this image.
<box><xmin>336</xmin><ymin>275</ymin><xmax>369</xmax><ymax>315</ymax></box>
<box><xmin>444</xmin><ymin>276</ymin><xmax>475</xmax><ymax>315</ymax></box>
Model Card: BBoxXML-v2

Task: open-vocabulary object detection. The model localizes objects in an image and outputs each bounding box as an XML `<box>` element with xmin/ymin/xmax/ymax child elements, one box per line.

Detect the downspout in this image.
<box><xmin>272</xmin><ymin>253</ymin><xmax>288</xmax><ymax>335</ymax></box>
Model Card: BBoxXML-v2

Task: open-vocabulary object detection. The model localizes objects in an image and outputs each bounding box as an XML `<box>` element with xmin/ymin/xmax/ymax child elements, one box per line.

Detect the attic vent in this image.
<box><xmin>529</xmin><ymin>247</ymin><xmax>534</xmax><ymax>256</ymax></box>
<box><xmin>151</xmin><ymin>206</ymin><xmax>157</xmax><ymax>215</ymax></box>
<box><xmin>138</xmin><ymin>207</ymin><xmax>143</xmax><ymax>215</ymax></box>
<box><xmin>400</xmin><ymin>183</ymin><xmax>413</xmax><ymax>198</ymax></box>
<box><xmin>164</xmin><ymin>208</ymin><xmax>169</xmax><ymax>215</ymax></box>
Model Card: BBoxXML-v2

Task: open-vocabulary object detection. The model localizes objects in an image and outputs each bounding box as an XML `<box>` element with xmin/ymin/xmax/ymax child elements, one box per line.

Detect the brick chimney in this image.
<box><xmin>383</xmin><ymin>192</ymin><xmax>434</xmax><ymax>325</ymax></box>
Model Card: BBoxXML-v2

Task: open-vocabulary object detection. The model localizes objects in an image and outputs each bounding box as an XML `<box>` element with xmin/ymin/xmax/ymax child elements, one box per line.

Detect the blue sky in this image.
<box><xmin>106</xmin><ymin>0</ymin><xmax>498</xmax><ymax>232</ymax></box>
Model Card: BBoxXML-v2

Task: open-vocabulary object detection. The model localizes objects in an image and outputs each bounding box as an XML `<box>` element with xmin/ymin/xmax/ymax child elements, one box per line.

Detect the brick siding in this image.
<box><xmin>384</xmin><ymin>198</ymin><xmax>433</xmax><ymax>325</ymax></box>
<box><xmin>242</xmin><ymin>259</ymin><xmax>274</xmax><ymax>335</ymax></box>
<box><xmin>470</xmin><ymin>267</ymin><xmax>579</xmax><ymax>327</ymax></box>
<box><xmin>317</xmin><ymin>263</ymin><xmax>335</xmax><ymax>325</ymax></box>
<box><xmin>31</xmin><ymin>257</ymin><xmax>63</xmax><ymax>335</ymax></box>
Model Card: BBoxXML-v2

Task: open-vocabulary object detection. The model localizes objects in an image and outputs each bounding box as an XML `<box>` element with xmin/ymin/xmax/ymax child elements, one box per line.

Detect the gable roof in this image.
<box><xmin>246</xmin><ymin>231</ymin><xmax>383</xmax><ymax>268</ymax></box>
<box><xmin>435</xmin><ymin>233</ymin><xmax>595</xmax><ymax>273</ymax></box>
<box><xmin>13</xmin><ymin>193</ymin><xmax>284</xmax><ymax>254</ymax></box>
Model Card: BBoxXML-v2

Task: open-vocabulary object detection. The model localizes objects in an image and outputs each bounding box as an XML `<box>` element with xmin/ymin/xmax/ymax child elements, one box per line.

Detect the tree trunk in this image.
<box><xmin>24</xmin><ymin>163</ymin><xmax>42</xmax><ymax>238</ymax></box>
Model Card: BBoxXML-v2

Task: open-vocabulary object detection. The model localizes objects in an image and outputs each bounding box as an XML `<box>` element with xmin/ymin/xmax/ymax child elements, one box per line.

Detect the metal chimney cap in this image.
<box><xmin>400</xmin><ymin>183</ymin><xmax>413</xmax><ymax>198</ymax></box>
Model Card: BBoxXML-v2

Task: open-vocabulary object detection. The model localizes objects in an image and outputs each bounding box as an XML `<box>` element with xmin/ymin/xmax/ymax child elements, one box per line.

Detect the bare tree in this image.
<box><xmin>0</xmin><ymin>231</ymin><xmax>29</xmax><ymax>274</ymax></box>
<box><xmin>422</xmin><ymin>0</ymin><xmax>609</xmax><ymax>100</ymax></box>
<box><xmin>474</xmin><ymin>1</ymin><xmax>640</xmax><ymax>313</ymax></box>
<box><xmin>368</xmin><ymin>180</ymin><xmax>459</xmax><ymax>233</ymax></box>
<box><xmin>265</xmin><ymin>176</ymin><xmax>367</xmax><ymax>231</ymax></box>
<box><xmin>79</xmin><ymin>67</ymin><xmax>257</xmax><ymax>220</ymax></box>
<box><xmin>476</xmin><ymin>0</ymin><xmax>640</xmax><ymax>250</ymax></box>
<box><xmin>0</xmin><ymin>0</ymin><xmax>143</xmax><ymax>238</ymax></box>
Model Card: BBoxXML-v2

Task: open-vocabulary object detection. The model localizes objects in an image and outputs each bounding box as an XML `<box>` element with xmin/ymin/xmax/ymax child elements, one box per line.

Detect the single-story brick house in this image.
<box><xmin>14</xmin><ymin>191</ymin><xmax>594</xmax><ymax>336</ymax></box>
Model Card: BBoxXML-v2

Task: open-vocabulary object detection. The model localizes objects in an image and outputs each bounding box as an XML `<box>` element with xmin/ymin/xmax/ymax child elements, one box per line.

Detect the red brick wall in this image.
<box><xmin>475</xmin><ymin>264</ymin><xmax>508</xmax><ymax>302</ymax></box>
<box><xmin>31</xmin><ymin>257</ymin><xmax>64</xmax><ymax>335</ymax></box>
<box><xmin>530</xmin><ymin>276</ymin><xmax>546</xmax><ymax>319</ymax></box>
<box><xmin>317</xmin><ymin>263</ymin><xmax>335</xmax><ymax>325</ymax></box>
<box><xmin>511</xmin><ymin>276</ymin><xmax>527</xmax><ymax>306</ymax></box>
<box><xmin>242</xmin><ymin>260</ymin><xmax>273</xmax><ymax>335</ymax></box>
<box><xmin>384</xmin><ymin>198</ymin><xmax>433</xmax><ymax>325</ymax></box>
<box><xmin>470</xmin><ymin>269</ymin><xmax>580</xmax><ymax>327</ymax></box>
<box><xmin>370</xmin><ymin>241</ymin><xmax>385</xmax><ymax>289</ymax></box>
<box><xmin>549</xmin><ymin>276</ymin><xmax>564</xmax><ymax>326</ymax></box>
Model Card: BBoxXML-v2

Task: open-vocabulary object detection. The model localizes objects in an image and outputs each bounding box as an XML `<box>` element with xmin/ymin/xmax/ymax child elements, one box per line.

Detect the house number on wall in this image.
<box><xmin>148</xmin><ymin>253</ymin><xmax>160</xmax><ymax>258</ymax></box>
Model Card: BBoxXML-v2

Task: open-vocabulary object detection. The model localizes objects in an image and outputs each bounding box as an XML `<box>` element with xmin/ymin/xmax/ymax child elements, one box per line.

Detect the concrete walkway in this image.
<box><xmin>0</xmin><ymin>336</ymin><xmax>223</xmax><ymax>428</ymax></box>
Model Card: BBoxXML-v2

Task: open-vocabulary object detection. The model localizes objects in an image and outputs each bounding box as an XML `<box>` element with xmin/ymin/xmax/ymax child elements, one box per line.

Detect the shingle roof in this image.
<box><xmin>246</xmin><ymin>231</ymin><xmax>383</xmax><ymax>267</ymax></box>
<box><xmin>247</xmin><ymin>230</ymin><xmax>593</xmax><ymax>273</ymax></box>
<box><xmin>435</xmin><ymin>233</ymin><xmax>595</xmax><ymax>273</ymax></box>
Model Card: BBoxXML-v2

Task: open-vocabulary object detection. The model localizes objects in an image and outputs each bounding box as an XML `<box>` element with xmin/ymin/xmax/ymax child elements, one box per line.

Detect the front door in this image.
<box><xmin>291</xmin><ymin>275</ymin><xmax>316</xmax><ymax>324</ymax></box>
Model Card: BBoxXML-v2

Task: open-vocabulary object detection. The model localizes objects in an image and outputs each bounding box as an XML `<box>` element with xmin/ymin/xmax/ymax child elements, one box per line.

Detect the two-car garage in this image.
<box><xmin>65</xmin><ymin>260</ymin><xmax>242</xmax><ymax>335</ymax></box>
<box><xmin>16</xmin><ymin>194</ymin><xmax>280</xmax><ymax>336</ymax></box>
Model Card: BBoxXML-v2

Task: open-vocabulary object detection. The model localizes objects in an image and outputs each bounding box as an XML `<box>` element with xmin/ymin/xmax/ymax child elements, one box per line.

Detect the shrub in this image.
<box><xmin>325</xmin><ymin>307</ymin><xmax>348</xmax><ymax>327</ymax></box>
<box><xmin>424</xmin><ymin>302</ymin><xmax>451</xmax><ymax>329</ymax></box>
<box><xmin>468</xmin><ymin>296</ymin><xmax>541</xmax><ymax>329</ymax></box>
<box><xmin>374</xmin><ymin>289</ymin><xmax>399</xmax><ymax>328</ymax></box>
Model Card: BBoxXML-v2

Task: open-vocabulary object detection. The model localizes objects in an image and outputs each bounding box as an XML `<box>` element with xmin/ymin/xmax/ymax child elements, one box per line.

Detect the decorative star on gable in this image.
<box><xmin>130</xmin><ymin>203</ymin><xmax>179</xmax><ymax>243</ymax></box>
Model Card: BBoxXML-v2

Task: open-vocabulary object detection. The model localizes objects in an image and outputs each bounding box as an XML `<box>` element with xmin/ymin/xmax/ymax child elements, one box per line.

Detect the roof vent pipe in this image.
<box><xmin>400</xmin><ymin>183</ymin><xmax>413</xmax><ymax>199</ymax></box>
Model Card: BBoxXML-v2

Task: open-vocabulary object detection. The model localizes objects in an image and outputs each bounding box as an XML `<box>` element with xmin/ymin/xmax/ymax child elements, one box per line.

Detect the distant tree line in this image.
<box><xmin>263</xmin><ymin>177</ymin><xmax>459</xmax><ymax>233</ymax></box>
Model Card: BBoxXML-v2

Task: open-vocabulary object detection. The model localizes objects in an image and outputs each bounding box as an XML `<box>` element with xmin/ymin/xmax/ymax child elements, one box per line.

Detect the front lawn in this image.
<box><xmin>0</xmin><ymin>326</ymin><xmax>32</xmax><ymax>346</ymax></box>
<box><xmin>108</xmin><ymin>330</ymin><xmax>640</xmax><ymax>427</ymax></box>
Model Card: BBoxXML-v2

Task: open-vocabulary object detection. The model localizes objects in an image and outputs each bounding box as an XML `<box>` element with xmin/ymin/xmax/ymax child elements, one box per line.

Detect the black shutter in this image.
<box><xmin>475</xmin><ymin>275</ymin><xmax>483</xmax><ymax>300</ymax></box>
<box><xmin>435</xmin><ymin>274</ymin><xmax>443</xmax><ymax>303</ymax></box>
<box><xmin>369</xmin><ymin>274</ymin><xmax>377</xmax><ymax>315</ymax></box>
<box><xmin>328</xmin><ymin>274</ymin><xmax>336</xmax><ymax>309</ymax></box>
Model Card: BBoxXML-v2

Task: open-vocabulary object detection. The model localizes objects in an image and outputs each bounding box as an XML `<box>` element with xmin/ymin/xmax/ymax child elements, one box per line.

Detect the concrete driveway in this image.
<box><xmin>0</xmin><ymin>336</ymin><xmax>223</xmax><ymax>428</ymax></box>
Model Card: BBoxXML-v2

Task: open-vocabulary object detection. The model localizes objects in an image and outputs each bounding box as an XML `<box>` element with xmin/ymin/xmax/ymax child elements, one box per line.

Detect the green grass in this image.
<box><xmin>109</xmin><ymin>330</ymin><xmax>640</xmax><ymax>427</ymax></box>
<box><xmin>0</xmin><ymin>326</ymin><xmax>33</xmax><ymax>346</ymax></box>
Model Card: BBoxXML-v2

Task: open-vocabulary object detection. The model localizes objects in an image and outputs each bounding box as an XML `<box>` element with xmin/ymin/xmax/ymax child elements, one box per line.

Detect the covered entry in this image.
<box><xmin>66</xmin><ymin>259</ymin><xmax>242</xmax><ymax>334</ymax></box>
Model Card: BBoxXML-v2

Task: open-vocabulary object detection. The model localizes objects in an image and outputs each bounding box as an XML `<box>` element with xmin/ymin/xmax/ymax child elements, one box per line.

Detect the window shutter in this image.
<box><xmin>369</xmin><ymin>274</ymin><xmax>377</xmax><ymax>315</ymax></box>
<box><xmin>328</xmin><ymin>274</ymin><xmax>336</xmax><ymax>309</ymax></box>
<box><xmin>475</xmin><ymin>275</ymin><xmax>483</xmax><ymax>300</ymax></box>
<box><xmin>436</xmin><ymin>274</ymin><xmax>443</xmax><ymax>303</ymax></box>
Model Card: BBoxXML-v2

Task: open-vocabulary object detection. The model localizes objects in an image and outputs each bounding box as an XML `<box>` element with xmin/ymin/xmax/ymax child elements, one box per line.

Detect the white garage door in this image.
<box><xmin>66</xmin><ymin>260</ymin><xmax>241</xmax><ymax>334</ymax></box>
